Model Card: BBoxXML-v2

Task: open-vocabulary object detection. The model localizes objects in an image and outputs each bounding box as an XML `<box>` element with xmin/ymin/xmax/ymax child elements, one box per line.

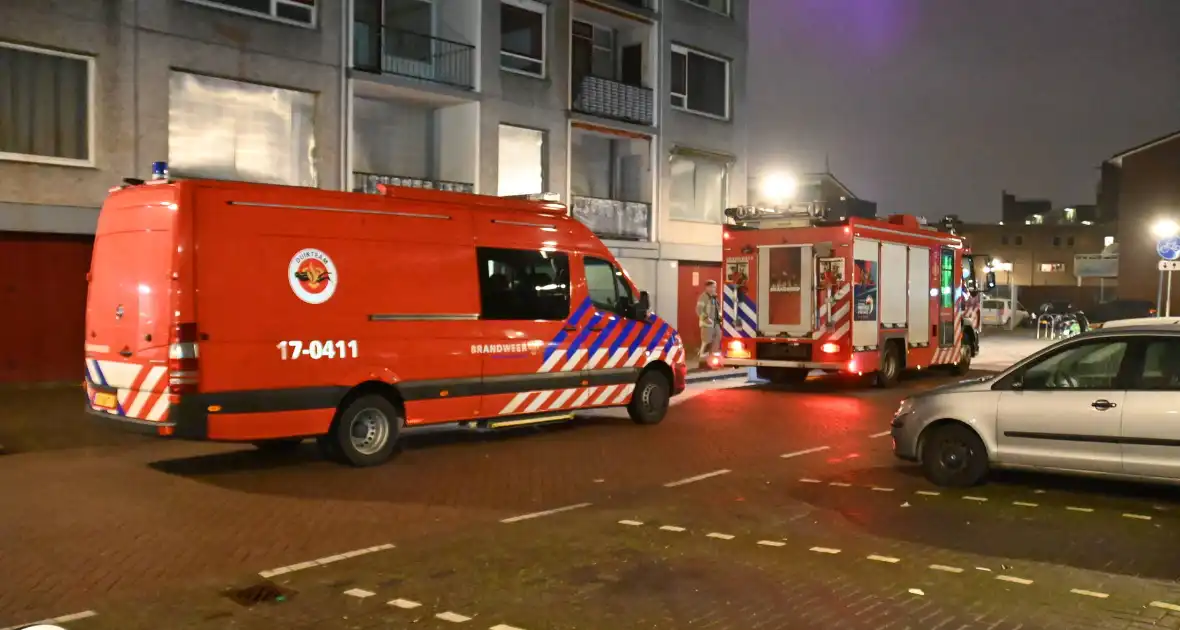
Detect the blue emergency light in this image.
<box><xmin>151</xmin><ymin>161</ymin><xmax>169</xmax><ymax>180</ymax></box>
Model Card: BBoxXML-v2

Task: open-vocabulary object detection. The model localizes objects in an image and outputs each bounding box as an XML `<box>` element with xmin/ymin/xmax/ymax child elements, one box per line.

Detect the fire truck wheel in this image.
<box><xmin>920</xmin><ymin>423</ymin><xmax>989</xmax><ymax>487</ymax></box>
<box><xmin>875</xmin><ymin>343</ymin><xmax>902</xmax><ymax>388</ymax></box>
<box><xmin>330</xmin><ymin>395</ymin><xmax>402</xmax><ymax>467</ymax></box>
<box><xmin>628</xmin><ymin>370</ymin><xmax>671</xmax><ymax>425</ymax></box>
<box><xmin>951</xmin><ymin>348</ymin><xmax>972</xmax><ymax>376</ymax></box>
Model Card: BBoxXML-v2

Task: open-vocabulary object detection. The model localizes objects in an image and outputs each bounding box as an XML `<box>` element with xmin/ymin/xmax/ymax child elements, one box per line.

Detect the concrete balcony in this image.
<box><xmin>354</xmin><ymin>25</ymin><xmax>475</xmax><ymax>90</ymax></box>
<box><xmin>353</xmin><ymin>172</ymin><xmax>474</xmax><ymax>194</ymax></box>
<box><xmin>571</xmin><ymin>195</ymin><xmax>651</xmax><ymax>241</ymax></box>
<box><xmin>572</xmin><ymin>75</ymin><xmax>654</xmax><ymax>127</ymax></box>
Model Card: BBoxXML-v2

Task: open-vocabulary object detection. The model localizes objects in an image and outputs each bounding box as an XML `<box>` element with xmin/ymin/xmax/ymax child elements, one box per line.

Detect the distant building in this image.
<box><xmin>1104</xmin><ymin>128</ymin><xmax>1180</xmax><ymax>311</ymax></box>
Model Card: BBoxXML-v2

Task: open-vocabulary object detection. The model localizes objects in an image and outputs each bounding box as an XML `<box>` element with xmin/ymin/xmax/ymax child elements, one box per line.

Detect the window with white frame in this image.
<box><xmin>0</xmin><ymin>42</ymin><xmax>94</xmax><ymax>166</ymax></box>
<box><xmin>668</xmin><ymin>153</ymin><xmax>728</xmax><ymax>223</ymax></box>
<box><xmin>184</xmin><ymin>0</ymin><xmax>317</xmax><ymax>27</ymax></box>
<box><xmin>670</xmin><ymin>45</ymin><xmax>730</xmax><ymax>119</ymax></box>
<box><xmin>498</xmin><ymin>124</ymin><xmax>547</xmax><ymax>196</ymax></box>
<box><xmin>500</xmin><ymin>0</ymin><xmax>546</xmax><ymax>76</ymax></box>
<box><xmin>681</xmin><ymin>0</ymin><xmax>731</xmax><ymax>15</ymax></box>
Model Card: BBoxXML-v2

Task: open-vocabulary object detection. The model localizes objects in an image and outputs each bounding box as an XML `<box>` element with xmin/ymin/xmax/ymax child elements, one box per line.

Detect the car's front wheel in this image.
<box><xmin>920</xmin><ymin>423</ymin><xmax>989</xmax><ymax>487</ymax></box>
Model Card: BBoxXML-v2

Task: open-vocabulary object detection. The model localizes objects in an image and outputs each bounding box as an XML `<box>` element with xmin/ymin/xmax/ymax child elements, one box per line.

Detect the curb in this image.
<box><xmin>685</xmin><ymin>370</ymin><xmax>751</xmax><ymax>385</ymax></box>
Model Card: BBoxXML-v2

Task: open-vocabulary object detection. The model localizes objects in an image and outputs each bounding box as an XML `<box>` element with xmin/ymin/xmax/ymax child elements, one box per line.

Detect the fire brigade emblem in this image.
<box><xmin>288</xmin><ymin>248</ymin><xmax>338</xmax><ymax>305</ymax></box>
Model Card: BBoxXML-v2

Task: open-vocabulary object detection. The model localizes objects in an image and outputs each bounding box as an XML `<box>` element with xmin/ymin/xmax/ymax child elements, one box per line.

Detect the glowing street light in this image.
<box><xmin>1152</xmin><ymin>219</ymin><xmax>1179</xmax><ymax>239</ymax></box>
<box><xmin>759</xmin><ymin>173</ymin><xmax>798</xmax><ymax>205</ymax></box>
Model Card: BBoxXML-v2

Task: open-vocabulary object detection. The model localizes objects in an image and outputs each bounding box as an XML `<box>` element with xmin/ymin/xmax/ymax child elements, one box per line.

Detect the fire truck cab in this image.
<box><xmin>719</xmin><ymin>203</ymin><xmax>983</xmax><ymax>387</ymax></box>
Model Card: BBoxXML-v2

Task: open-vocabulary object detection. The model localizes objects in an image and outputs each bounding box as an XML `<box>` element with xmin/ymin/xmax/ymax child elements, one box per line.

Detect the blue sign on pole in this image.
<box><xmin>1157</xmin><ymin>237</ymin><xmax>1180</xmax><ymax>261</ymax></box>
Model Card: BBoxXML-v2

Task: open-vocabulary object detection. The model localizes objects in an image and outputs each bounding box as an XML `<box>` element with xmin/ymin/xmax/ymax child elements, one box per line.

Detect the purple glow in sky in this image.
<box><xmin>749</xmin><ymin>0</ymin><xmax>1180</xmax><ymax>221</ymax></box>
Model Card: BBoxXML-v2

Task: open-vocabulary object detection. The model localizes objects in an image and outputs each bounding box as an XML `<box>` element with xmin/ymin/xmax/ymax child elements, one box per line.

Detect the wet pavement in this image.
<box><xmin>2</xmin><ymin>368</ymin><xmax>1179</xmax><ymax>629</ymax></box>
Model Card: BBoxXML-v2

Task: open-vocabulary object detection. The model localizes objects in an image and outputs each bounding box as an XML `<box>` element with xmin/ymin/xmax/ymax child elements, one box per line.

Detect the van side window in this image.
<box><xmin>477</xmin><ymin>248</ymin><xmax>571</xmax><ymax>321</ymax></box>
<box><xmin>585</xmin><ymin>256</ymin><xmax>634</xmax><ymax>314</ymax></box>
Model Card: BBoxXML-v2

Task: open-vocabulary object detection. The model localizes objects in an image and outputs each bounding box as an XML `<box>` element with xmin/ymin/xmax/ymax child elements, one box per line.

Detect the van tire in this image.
<box><xmin>328</xmin><ymin>395</ymin><xmax>401</xmax><ymax>467</ymax></box>
<box><xmin>920</xmin><ymin>423</ymin><xmax>989</xmax><ymax>487</ymax></box>
<box><xmin>628</xmin><ymin>370</ymin><xmax>671</xmax><ymax>425</ymax></box>
<box><xmin>252</xmin><ymin>438</ymin><xmax>303</xmax><ymax>452</ymax></box>
<box><xmin>875</xmin><ymin>342</ymin><xmax>902</xmax><ymax>388</ymax></box>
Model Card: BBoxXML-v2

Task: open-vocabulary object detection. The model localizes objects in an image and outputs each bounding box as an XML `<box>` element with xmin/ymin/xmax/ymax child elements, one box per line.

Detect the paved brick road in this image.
<box><xmin>4</xmin><ymin>371</ymin><xmax>1180</xmax><ymax>629</ymax></box>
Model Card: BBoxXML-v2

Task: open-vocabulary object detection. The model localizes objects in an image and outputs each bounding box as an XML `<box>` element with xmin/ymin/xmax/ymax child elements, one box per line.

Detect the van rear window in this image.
<box><xmin>478</xmin><ymin>248</ymin><xmax>571</xmax><ymax>320</ymax></box>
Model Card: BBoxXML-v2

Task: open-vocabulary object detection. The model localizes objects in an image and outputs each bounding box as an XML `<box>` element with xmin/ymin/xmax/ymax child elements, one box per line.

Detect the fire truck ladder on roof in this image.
<box><xmin>724</xmin><ymin>201</ymin><xmax>830</xmax><ymax>229</ymax></box>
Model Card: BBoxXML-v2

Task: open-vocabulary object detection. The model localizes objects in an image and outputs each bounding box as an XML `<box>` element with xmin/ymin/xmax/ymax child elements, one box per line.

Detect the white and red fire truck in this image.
<box><xmin>719</xmin><ymin>204</ymin><xmax>983</xmax><ymax>387</ymax></box>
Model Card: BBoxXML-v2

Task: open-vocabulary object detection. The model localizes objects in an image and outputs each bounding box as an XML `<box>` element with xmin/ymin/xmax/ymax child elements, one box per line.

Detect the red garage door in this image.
<box><xmin>676</xmin><ymin>261</ymin><xmax>723</xmax><ymax>365</ymax></box>
<box><xmin>0</xmin><ymin>232</ymin><xmax>93</xmax><ymax>383</ymax></box>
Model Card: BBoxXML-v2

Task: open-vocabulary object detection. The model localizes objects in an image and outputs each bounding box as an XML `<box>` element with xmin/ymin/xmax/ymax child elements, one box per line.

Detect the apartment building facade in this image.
<box><xmin>0</xmin><ymin>0</ymin><xmax>748</xmax><ymax>382</ymax></box>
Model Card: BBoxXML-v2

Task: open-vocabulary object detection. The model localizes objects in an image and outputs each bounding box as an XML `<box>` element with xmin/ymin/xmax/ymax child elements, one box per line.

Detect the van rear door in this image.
<box><xmin>84</xmin><ymin>185</ymin><xmax>179</xmax><ymax>421</ymax></box>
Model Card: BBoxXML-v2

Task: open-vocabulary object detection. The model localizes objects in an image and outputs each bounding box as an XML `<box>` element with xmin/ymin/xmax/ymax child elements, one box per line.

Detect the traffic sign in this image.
<box><xmin>1158</xmin><ymin>237</ymin><xmax>1180</xmax><ymax>260</ymax></box>
<box><xmin>1160</xmin><ymin>260</ymin><xmax>1180</xmax><ymax>271</ymax></box>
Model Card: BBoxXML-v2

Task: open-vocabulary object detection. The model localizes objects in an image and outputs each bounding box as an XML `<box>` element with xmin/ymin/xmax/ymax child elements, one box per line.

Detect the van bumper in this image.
<box><xmin>86</xmin><ymin>399</ymin><xmax>210</xmax><ymax>440</ymax></box>
<box><xmin>672</xmin><ymin>361</ymin><xmax>688</xmax><ymax>395</ymax></box>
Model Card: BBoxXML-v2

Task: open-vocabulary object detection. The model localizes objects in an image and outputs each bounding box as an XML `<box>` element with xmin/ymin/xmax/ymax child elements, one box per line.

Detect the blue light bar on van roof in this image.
<box><xmin>151</xmin><ymin>161</ymin><xmax>168</xmax><ymax>180</ymax></box>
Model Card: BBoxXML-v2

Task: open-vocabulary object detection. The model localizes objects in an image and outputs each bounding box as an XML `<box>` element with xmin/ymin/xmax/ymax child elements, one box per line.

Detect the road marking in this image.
<box><xmin>963</xmin><ymin>496</ymin><xmax>988</xmax><ymax>502</ymax></box>
<box><xmin>1151</xmin><ymin>601</ymin><xmax>1180</xmax><ymax>612</ymax></box>
<box><xmin>436</xmin><ymin>611</ymin><xmax>472</xmax><ymax>623</ymax></box>
<box><xmin>870</xmin><ymin>430</ymin><xmax>891</xmax><ymax>438</ymax></box>
<box><xmin>915</xmin><ymin>490</ymin><xmax>940</xmax><ymax>496</ymax></box>
<box><xmin>996</xmin><ymin>575</ymin><xmax>1033</xmax><ymax>585</ymax></box>
<box><xmin>929</xmin><ymin>564</ymin><xmax>964</xmax><ymax>573</ymax></box>
<box><xmin>500</xmin><ymin>502</ymin><xmax>593</xmax><ymax>523</ymax></box>
<box><xmin>491</xmin><ymin>626</ymin><xmax>526</xmax><ymax>630</ymax></box>
<box><xmin>810</xmin><ymin>546</ymin><xmax>841</xmax><ymax>554</ymax></box>
<box><xmin>1123</xmin><ymin>513</ymin><xmax>1153</xmax><ymax>520</ymax></box>
<box><xmin>707</xmin><ymin>532</ymin><xmax>735</xmax><ymax>540</ymax></box>
<box><xmin>867</xmin><ymin>555</ymin><xmax>900</xmax><ymax>563</ymax></box>
<box><xmin>664</xmin><ymin>469</ymin><xmax>731</xmax><ymax>487</ymax></box>
<box><xmin>259</xmin><ymin>543</ymin><xmax>395</xmax><ymax>578</ymax></box>
<box><xmin>1012</xmin><ymin>501</ymin><xmax>1039</xmax><ymax>507</ymax></box>
<box><xmin>660</xmin><ymin>525</ymin><xmax>687</xmax><ymax>532</ymax></box>
<box><xmin>871</xmin><ymin>486</ymin><xmax>894</xmax><ymax>492</ymax></box>
<box><xmin>618</xmin><ymin>519</ymin><xmax>644</xmax><ymax>526</ymax></box>
<box><xmin>1070</xmin><ymin>589</ymin><xmax>1109</xmax><ymax>599</ymax></box>
<box><xmin>757</xmin><ymin>540</ymin><xmax>786</xmax><ymax>547</ymax></box>
<box><xmin>344</xmin><ymin>588</ymin><xmax>376</xmax><ymax>598</ymax></box>
<box><xmin>1065</xmin><ymin>506</ymin><xmax>1094</xmax><ymax>513</ymax></box>
<box><xmin>799</xmin><ymin>478</ymin><xmax>823</xmax><ymax>483</ymax></box>
<box><xmin>0</xmin><ymin>610</ymin><xmax>99</xmax><ymax>630</ymax></box>
<box><xmin>781</xmin><ymin>445</ymin><xmax>831</xmax><ymax>458</ymax></box>
<box><xmin>829</xmin><ymin>481</ymin><xmax>852</xmax><ymax>487</ymax></box>
<box><xmin>388</xmin><ymin>598</ymin><xmax>422</xmax><ymax>609</ymax></box>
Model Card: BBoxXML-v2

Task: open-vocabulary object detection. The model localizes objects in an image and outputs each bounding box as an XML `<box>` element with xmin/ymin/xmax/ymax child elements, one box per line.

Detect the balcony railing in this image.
<box><xmin>572</xmin><ymin>75</ymin><xmax>654</xmax><ymax>126</ymax></box>
<box><xmin>571</xmin><ymin>195</ymin><xmax>651</xmax><ymax>241</ymax></box>
<box><xmin>353</xmin><ymin>172</ymin><xmax>474</xmax><ymax>194</ymax></box>
<box><xmin>354</xmin><ymin>24</ymin><xmax>475</xmax><ymax>90</ymax></box>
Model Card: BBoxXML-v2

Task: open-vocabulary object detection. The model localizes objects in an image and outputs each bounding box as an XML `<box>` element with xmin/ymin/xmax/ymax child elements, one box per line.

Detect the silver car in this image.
<box><xmin>892</xmin><ymin>325</ymin><xmax>1180</xmax><ymax>487</ymax></box>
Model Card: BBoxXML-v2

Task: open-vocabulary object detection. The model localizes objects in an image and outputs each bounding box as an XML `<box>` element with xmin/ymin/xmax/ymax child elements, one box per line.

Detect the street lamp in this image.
<box><xmin>759</xmin><ymin>173</ymin><xmax>798</xmax><ymax>205</ymax></box>
<box><xmin>1152</xmin><ymin>219</ymin><xmax>1179</xmax><ymax>239</ymax></box>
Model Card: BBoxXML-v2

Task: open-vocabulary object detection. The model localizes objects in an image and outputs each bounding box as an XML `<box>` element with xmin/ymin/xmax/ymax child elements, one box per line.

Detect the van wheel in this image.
<box><xmin>875</xmin><ymin>343</ymin><xmax>902</xmax><ymax>388</ymax></box>
<box><xmin>328</xmin><ymin>395</ymin><xmax>401</xmax><ymax>467</ymax></box>
<box><xmin>252</xmin><ymin>438</ymin><xmax>303</xmax><ymax>452</ymax></box>
<box><xmin>920</xmin><ymin>423</ymin><xmax>989</xmax><ymax>487</ymax></box>
<box><xmin>628</xmin><ymin>370</ymin><xmax>671</xmax><ymax>425</ymax></box>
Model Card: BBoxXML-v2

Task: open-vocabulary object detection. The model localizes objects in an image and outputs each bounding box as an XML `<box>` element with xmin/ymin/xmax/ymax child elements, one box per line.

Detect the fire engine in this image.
<box><xmin>719</xmin><ymin>202</ymin><xmax>985</xmax><ymax>387</ymax></box>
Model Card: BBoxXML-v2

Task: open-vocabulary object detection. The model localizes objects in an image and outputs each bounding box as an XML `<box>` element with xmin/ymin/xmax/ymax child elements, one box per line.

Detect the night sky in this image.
<box><xmin>749</xmin><ymin>0</ymin><xmax>1180</xmax><ymax>221</ymax></box>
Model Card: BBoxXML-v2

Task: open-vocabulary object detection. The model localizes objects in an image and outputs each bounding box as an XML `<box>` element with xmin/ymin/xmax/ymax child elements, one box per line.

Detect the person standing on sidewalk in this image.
<box><xmin>696</xmin><ymin>280</ymin><xmax>721</xmax><ymax>365</ymax></box>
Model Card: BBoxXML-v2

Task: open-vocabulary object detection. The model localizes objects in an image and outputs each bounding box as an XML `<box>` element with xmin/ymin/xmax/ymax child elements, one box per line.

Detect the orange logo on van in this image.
<box><xmin>287</xmin><ymin>248</ymin><xmax>338</xmax><ymax>305</ymax></box>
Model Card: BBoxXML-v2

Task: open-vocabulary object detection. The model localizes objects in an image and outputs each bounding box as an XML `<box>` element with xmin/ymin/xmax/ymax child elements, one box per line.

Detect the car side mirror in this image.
<box><xmin>633</xmin><ymin>290</ymin><xmax>651</xmax><ymax>320</ymax></box>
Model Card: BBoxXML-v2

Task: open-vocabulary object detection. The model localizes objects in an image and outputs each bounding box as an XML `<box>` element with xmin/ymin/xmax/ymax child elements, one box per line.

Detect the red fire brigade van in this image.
<box><xmin>719</xmin><ymin>204</ymin><xmax>983</xmax><ymax>387</ymax></box>
<box><xmin>84</xmin><ymin>174</ymin><xmax>687</xmax><ymax>466</ymax></box>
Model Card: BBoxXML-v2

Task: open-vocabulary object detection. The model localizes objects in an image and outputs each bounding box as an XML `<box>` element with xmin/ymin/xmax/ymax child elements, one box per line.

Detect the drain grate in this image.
<box><xmin>223</xmin><ymin>582</ymin><xmax>296</xmax><ymax>607</ymax></box>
